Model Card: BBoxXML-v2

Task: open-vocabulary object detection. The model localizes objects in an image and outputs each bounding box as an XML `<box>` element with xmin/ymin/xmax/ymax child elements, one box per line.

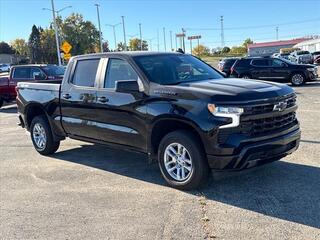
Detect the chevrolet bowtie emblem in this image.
<box><xmin>273</xmin><ymin>101</ymin><xmax>287</xmax><ymax>111</ymax></box>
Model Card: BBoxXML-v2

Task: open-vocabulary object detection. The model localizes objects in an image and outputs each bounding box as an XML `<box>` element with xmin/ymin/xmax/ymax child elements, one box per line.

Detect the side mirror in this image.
<box><xmin>34</xmin><ymin>74</ymin><xmax>44</xmax><ymax>80</ymax></box>
<box><xmin>115</xmin><ymin>80</ymin><xmax>140</xmax><ymax>93</ymax></box>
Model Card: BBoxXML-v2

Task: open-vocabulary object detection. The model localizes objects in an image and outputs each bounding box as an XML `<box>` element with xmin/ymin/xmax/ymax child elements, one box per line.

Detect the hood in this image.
<box><xmin>167</xmin><ymin>78</ymin><xmax>294</xmax><ymax>103</ymax></box>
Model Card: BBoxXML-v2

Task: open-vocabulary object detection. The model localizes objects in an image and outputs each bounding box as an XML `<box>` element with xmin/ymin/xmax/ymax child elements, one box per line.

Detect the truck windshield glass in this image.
<box><xmin>42</xmin><ymin>65</ymin><xmax>65</xmax><ymax>76</ymax></box>
<box><xmin>133</xmin><ymin>54</ymin><xmax>223</xmax><ymax>85</ymax></box>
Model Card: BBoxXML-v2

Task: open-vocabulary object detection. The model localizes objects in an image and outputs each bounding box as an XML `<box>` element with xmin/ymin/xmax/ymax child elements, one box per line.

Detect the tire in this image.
<box><xmin>290</xmin><ymin>72</ymin><xmax>305</xmax><ymax>86</ymax></box>
<box><xmin>241</xmin><ymin>74</ymin><xmax>251</xmax><ymax>79</ymax></box>
<box><xmin>0</xmin><ymin>97</ymin><xmax>3</xmax><ymax>109</ymax></box>
<box><xmin>30</xmin><ymin>115</ymin><xmax>60</xmax><ymax>155</ymax></box>
<box><xmin>158</xmin><ymin>130</ymin><xmax>209</xmax><ymax>190</ymax></box>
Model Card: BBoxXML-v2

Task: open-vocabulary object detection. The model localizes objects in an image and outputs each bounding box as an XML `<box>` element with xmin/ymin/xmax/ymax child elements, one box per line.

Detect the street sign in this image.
<box><xmin>63</xmin><ymin>53</ymin><xmax>71</xmax><ymax>60</ymax></box>
<box><xmin>61</xmin><ymin>41</ymin><xmax>72</xmax><ymax>54</ymax></box>
<box><xmin>176</xmin><ymin>33</ymin><xmax>186</xmax><ymax>38</ymax></box>
<box><xmin>187</xmin><ymin>35</ymin><xmax>201</xmax><ymax>40</ymax></box>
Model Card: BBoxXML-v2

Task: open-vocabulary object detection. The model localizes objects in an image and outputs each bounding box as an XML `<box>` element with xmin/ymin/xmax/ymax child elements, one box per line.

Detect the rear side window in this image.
<box><xmin>13</xmin><ymin>67</ymin><xmax>31</xmax><ymax>79</ymax></box>
<box><xmin>72</xmin><ymin>59</ymin><xmax>100</xmax><ymax>87</ymax></box>
<box><xmin>251</xmin><ymin>59</ymin><xmax>269</xmax><ymax>66</ymax></box>
<box><xmin>104</xmin><ymin>58</ymin><xmax>138</xmax><ymax>88</ymax></box>
<box><xmin>234</xmin><ymin>59</ymin><xmax>251</xmax><ymax>67</ymax></box>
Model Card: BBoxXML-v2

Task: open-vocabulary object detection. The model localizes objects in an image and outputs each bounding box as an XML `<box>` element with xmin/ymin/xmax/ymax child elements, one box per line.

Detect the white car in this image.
<box><xmin>0</xmin><ymin>63</ymin><xmax>10</xmax><ymax>73</ymax></box>
<box><xmin>289</xmin><ymin>51</ymin><xmax>313</xmax><ymax>64</ymax></box>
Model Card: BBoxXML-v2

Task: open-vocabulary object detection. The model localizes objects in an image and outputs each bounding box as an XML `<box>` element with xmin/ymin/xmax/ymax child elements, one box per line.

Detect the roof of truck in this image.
<box><xmin>74</xmin><ymin>51</ymin><xmax>184</xmax><ymax>58</ymax></box>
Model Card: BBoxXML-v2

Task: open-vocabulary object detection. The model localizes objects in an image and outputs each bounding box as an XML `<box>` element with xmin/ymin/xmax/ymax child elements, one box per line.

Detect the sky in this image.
<box><xmin>0</xmin><ymin>0</ymin><xmax>319</xmax><ymax>52</ymax></box>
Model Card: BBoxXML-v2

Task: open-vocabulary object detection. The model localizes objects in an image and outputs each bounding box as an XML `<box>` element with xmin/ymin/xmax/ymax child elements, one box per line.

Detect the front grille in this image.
<box><xmin>243</xmin><ymin>94</ymin><xmax>296</xmax><ymax>115</ymax></box>
<box><xmin>217</xmin><ymin>94</ymin><xmax>298</xmax><ymax>144</ymax></box>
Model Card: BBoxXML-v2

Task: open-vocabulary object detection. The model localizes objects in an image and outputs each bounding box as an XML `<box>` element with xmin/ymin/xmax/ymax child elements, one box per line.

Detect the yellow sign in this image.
<box><xmin>61</xmin><ymin>41</ymin><xmax>72</xmax><ymax>54</ymax></box>
<box><xmin>63</xmin><ymin>53</ymin><xmax>72</xmax><ymax>60</ymax></box>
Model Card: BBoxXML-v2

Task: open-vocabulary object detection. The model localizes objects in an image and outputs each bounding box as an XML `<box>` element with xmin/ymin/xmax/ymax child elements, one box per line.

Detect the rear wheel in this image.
<box><xmin>291</xmin><ymin>73</ymin><xmax>305</xmax><ymax>86</ymax></box>
<box><xmin>158</xmin><ymin>130</ymin><xmax>209</xmax><ymax>190</ymax></box>
<box><xmin>30</xmin><ymin>115</ymin><xmax>60</xmax><ymax>155</ymax></box>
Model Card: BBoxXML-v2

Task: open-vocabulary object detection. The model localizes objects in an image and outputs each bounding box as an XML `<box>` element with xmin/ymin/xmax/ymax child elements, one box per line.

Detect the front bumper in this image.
<box><xmin>207</xmin><ymin>128</ymin><xmax>300</xmax><ymax>170</ymax></box>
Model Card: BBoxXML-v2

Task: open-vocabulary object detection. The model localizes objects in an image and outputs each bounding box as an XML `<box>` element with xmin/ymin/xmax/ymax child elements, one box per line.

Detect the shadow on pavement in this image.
<box><xmin>53</xmin><ymin>144</ymin><xmax>320</xmax><ymax>229</ymax></box>
<box><xmin>0</xmin><ymin>105</ymin><xmax>17</xmax><ymax>114</ymax></box>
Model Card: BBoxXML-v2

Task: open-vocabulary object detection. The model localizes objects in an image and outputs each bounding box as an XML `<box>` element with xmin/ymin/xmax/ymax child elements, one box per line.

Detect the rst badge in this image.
<box><xmin>273</xmin><ymin>101</ymin><xmax>287</xmax><ymax>111</ymax></box>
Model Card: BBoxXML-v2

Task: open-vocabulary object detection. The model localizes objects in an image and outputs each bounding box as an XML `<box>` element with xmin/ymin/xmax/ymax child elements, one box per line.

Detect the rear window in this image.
<box><xmin>42</xmin><ymin>65</ymin><xmax>65</xmax><ymax>76</ymax></box>
<box><xmin>13</xmin><ymin>67</ymin><xmax>31</xmax><ymax>79</ymax></box>
<box><xmin>72</xmin><ymin>59</ymin><xmax>100</xmax><ymax>87</ymax></box>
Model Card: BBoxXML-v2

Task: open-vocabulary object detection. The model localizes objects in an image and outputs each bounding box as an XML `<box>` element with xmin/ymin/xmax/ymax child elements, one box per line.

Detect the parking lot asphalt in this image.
<box><xmin>0</xmin><ymin>82</ymin><xmax>319</xmax><ymax>240</ymax></box>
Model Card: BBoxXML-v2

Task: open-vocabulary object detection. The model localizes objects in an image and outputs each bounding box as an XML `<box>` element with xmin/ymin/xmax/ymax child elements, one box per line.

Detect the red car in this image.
<box><xmin>0</xmin><ymin>64</ymin><xmax>64</xmax><ymax>108</ymax></box>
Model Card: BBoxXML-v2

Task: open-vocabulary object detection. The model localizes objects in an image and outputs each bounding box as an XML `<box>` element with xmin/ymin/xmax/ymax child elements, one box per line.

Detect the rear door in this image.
<box><xmin>60</xmin><ymin>58</ymin><xmax>101</xmax><ymax>140</ymax></box>
<box><xmin>250</xmin><ymin>59</ymin><xmax>271</xmax><ymax>79</ymax></box>
<box><xmin>95</xmin><ymin>57</ymin><xmax>147</xmax><ymax>151</ymax></box>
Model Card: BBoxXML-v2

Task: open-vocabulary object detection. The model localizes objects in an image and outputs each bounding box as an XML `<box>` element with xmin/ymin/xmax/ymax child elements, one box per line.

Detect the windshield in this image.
<box><xmin>297</xmin><ymin>51</ymin><xmax>310</xmax><ymax>55</ymax></box>
<box><xmin>42</xmin><ymin>65</ymin><xmax>65</xmax><ymax>76</ymax></box>
<box><xmin>133</xmin><ymin>54</ymin><xmax>223</xmax><ymax>85</ymax></box>
<box><xmin>278</xmin><ymin>58</ymin><xmax>293</xmax><ymax>64</ymax></box>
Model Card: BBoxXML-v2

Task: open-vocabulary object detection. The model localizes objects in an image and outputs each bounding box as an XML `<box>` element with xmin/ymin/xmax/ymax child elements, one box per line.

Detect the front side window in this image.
<box><xmin>104</xmin><ymin>58</ymin><xmax>138</xmax><ymax>88</ymax></box>
<box><xmin>133</xmin><ymin>54</ymin><xmax>222</xmax><ymax>85</ymax></box>
<box><xmin>13</xmin><ymin>67</ymin><xmax>31</xmax><ymax>79</ymax></box>
<box><xmin>72</xmin><ymin>59</ymin><xmax>100</xmax><ymax>87</ymax></box>
<box><xmin>271</xmin><ymin>59</ymin><xmax>286</xmax><ymax>67</ymax></box>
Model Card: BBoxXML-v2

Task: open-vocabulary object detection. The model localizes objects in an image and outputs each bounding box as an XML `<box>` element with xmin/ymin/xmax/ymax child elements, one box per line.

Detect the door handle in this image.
<box><xmin>98</xmin><ymin>96</ymin><xmax>109</xmax><ymax>103</ymax></box>
<box><xmin>62</xmin><ymin>93</ymin><xmax>71</xmax><ymax>99</ymax></box>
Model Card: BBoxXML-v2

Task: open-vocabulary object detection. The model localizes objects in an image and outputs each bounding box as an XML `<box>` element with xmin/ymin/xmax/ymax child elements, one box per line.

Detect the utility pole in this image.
<box><xmin>189</xmin><ymin>39</ymin><xmax>193</xmax><ymax>54</ymax></box>
<box><xmin>157</xmin><ymin>29</ymin><xmax>160</xmax><ymax>52</ymax></box>
<box><xmin>170</xmin><ymin>30</ymin><xmax>173</xmax><ymax>51</ymax></box>
<box><xmin>276</xmin><ymin>26</ymin><xmax>279</xmax><ymax>40</ymax></box>
<box><xmin>163</xmin><ymin>27</ymin><xmax>166</xmax><ymax>51</ymax></box>
<box><xmin>121</xmin><ymin>16</ymin><xmax>127</xmax><ymax>51</ymax></box>
<box><xmin>182</xmin><ymin>28</ymin><xmax>186</xmax><ymax>52</ymax></box>
<box><xmin>220</xmin><ymin>16</ymin><xmax>225</xmax><ymax>47</ymax></box>
<box><xmin>50</xmin><ymin>0</ymin><xmax>61</xmax><ymax>66</ymax></box>
<box><xmin>94</xmin><ymin>4</ymin><xmax>103</xmax><ymax>52</ymax></box>
<box><xmin>139</xmin><ymin>23</ymin><xmax>143</xmax><ymax>50</ymax></box>
<box><xmin>175</xmin><ymin>34</ymin><xmax>178</xmax><ymax>50</ymax></box>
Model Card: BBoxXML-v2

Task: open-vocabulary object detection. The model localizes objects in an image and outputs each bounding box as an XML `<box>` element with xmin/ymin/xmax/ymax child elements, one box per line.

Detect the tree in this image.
<box><xmin>40</xmin><ymin>28</ymin><xmax>57</xmax><ymax>63</ymax></box>
<box><xmin>102</xmin><ymin>41</ymin><xmax>110</xmax><ymax>52</ymax></box>
<box><xmin>59</xmin><ymin>13</ymin><xmax>100</xmax><ymax>55</ymax></box>
<box><xmin>243</xmin><ymin>38</ymin><xmax>253</xmax><ymax>49</ymax></box>
<box><xmin>28</xmin><ymin>25</ymin><xmax>42</xmax><ymax>63</ymax></box>
<box><xmin>192</xmin><ymin>44</ymin><xmax>210</xmax><ymax>56</ymax></box>
<box><xmin>230</xmin><ymin>46</ymin><xmax>247</xmax><ymax>55</ymax></box>
<box><xmin>0</xmin><ymin>41</ymin><xmax>14</xmax><ymax>54</ymax></box>
<box><xmin>221</xmin><ymin>46</ymin><xmax>230</xmax><ymax>54</ymax></box>
<box><xmin>10</xmin><ymin>39</ymin><xmax>28</xmax><ymax>56</ymax></box>
<box><xmin>117</xmin><ymin>42</ymin><xmax>126</xmax><ymax>51</ymax></box>
<box><xmin>128</xmin><ymin>38</ymin><xmax>148</xmax><ymax>51</ymax></box>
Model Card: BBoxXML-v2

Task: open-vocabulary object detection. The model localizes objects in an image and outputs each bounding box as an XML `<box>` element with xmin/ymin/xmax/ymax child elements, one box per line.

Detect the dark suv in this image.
<box><xmin>218</xmin><ymin>58</ymin><xmax>239</xmax><ymax>77</ymax></box>
<box><xmin>230</xmin><ymin>57</ymin><xmax>318</xmax><ymax>86</ymax></box>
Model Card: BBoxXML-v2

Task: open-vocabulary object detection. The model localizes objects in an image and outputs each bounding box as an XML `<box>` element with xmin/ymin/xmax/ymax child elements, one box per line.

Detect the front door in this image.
<box><xmin>95</xmin><ymin>58</ymin><xmax>147</xmax><ymax>151</ymax></box>
<box><xmin>60</xmin><ymin>58</ymin><xmax>101</xmax><ymax>140</ymax></box>
<box><xmin>250</xmin><ymin>59</ymin><xmax>271</xmax><ymax>79</ymax></box>
<box><xmin>269</xmin><ymin>58</ymin><xmax>290</xmax><ymax>80</ymax></box>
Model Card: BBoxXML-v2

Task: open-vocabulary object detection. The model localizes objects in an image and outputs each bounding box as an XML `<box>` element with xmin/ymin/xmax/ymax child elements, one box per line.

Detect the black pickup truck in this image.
<box><xmin>17</xmin><ymin>52</ymin><xmax>300</xmax><ymax>189</ymax></box>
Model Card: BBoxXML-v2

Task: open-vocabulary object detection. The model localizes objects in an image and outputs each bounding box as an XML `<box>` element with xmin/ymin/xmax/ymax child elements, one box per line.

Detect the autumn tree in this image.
<box><xmin>128</xmin><ymin>38</ymin><xmax>148</xmax><ymax>51</ymax></box>
<box><xmin>40</xmin><ymin>28</ymin><xmax>57</xmax><ymax>63</ymax></box>
<box><xmin>243</xmin><ymin>38</ymin><xmax>253</xmax><ymax>49</ymax></box>
<box><xmin>192</xmin><ymin>44</ymin><xmax>210</xmax><ymax>56</ymax></box>
<box><xmin>10</xmin><ymin>39</ymin><xmax>28</xmax><ymax>56</ymax></box>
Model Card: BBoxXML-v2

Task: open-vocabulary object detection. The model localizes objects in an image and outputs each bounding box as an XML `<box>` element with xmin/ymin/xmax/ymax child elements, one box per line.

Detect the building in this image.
<box><xmin>247</xmin><ymin>38</ymin><xmax>310</xmax><ymax>57</ymax></box>
<box><xmin>293</xmin><ymin>38</ymin><xmax>320</xmax><ymax>52</ymax></box>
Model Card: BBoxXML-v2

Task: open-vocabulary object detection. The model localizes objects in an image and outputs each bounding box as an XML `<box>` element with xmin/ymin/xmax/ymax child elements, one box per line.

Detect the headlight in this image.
<box><xmin>307</xmin><ymin>67</ymin><xmax>315</xmax><ymax>72</ymax></box>
<box><xmin>208</xmin><ymin>104</ymin><xmax>243</xmax><ymax>129</ymax></box>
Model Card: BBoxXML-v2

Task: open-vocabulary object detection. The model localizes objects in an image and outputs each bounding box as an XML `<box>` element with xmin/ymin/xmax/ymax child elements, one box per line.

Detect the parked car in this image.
<box><xmin>0</xmin><ymin>64</ymin><xmax>64</xmax><ymax>108</ymax></box>
<box><xmin>16</xmin><ymin>52</ymin><xmax>300</xmax><ymax>190</ymax></box>
<box><xmin>230</xmin><ymin>57</ymin><xmax>318</xmax><ymax>86</ymax></box>
<box><xmin>311</xmin><ymin>51</ymin><xmax>320</xmax><ymax>61</ymax></box>
<box><xmin>218</xmin><ymin>58</ymin><xmax>239</xmax><ymax>77</ymax></box>
<box><xmin>289</xmin><ymin>50</ymin><xmax>313</xmax><ymax>64</ymax></box>
<box><xmin>0</xmin><ymin>63</ymin><xmax>10</xmax><ymax>73</ymax></box>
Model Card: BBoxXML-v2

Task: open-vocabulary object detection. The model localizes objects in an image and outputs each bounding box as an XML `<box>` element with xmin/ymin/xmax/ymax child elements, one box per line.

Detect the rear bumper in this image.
<box><xmin>207</xmin><ymin>128</ymin><xmax>300</xmax><ymax>170</ymax></box>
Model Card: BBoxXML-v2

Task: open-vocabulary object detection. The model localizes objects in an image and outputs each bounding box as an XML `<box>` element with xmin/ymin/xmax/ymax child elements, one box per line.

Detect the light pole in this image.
<box><xmin>121</xmin><ymin>16</ymin><xmax>127</xmax><ymax>51</ymax></box>
<box><xmin>157</xmin><ymin>29</ymin><xmax>160</xmax><ymax>52</ymax></box>
<box><xmin>169</xmin><ymin>30</ymin><xmax>173</xmax><ymax>51</ymax></box>
<box><xmin>163</xmin><ymin>27</ymin><xmax>166</xmax><ymax>51</ymax></box>
<box><xmin>94</xmin><ymin>4</ymin><xmax>103</xmax><ymax>52</ymax></box>
<box><xmin>44</xmin><ymin>1</ymin><xmax>72</xmax><ymax>65</ymax></box>
<box><xmin>139</xmin><ymin>23</ymin><xmax>143</xmax><ymax>50</ymax></box>
<box><xmin>175</xmin><ymin>33</ymin><xmax>178</xmax><ymax>50</ymax></box>
<box><xmin>182</xmin><ymin>28</ymin><xmax>186</xmax><ymax>52</ymax></box>
<box><xmin>106</xmin><ymin>23</ymin><xmax>121</xmax><ymax>50</ymax></box>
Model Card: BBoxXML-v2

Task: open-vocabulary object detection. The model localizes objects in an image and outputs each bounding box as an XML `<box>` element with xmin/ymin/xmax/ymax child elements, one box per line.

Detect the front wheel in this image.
<box><xmin>291</xmin><ymin>73</ymin><xmax>305</xmax><ymax>86</ymax></box>
<box><xmin>158</xmin><ymin>130</ymin><xmax>209</xmax><ymax>190</ymax></box>
<box><xmin>30</xmin><ymin>115</ymin><xmax>60</xmax><ymax>155</ymax></box>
